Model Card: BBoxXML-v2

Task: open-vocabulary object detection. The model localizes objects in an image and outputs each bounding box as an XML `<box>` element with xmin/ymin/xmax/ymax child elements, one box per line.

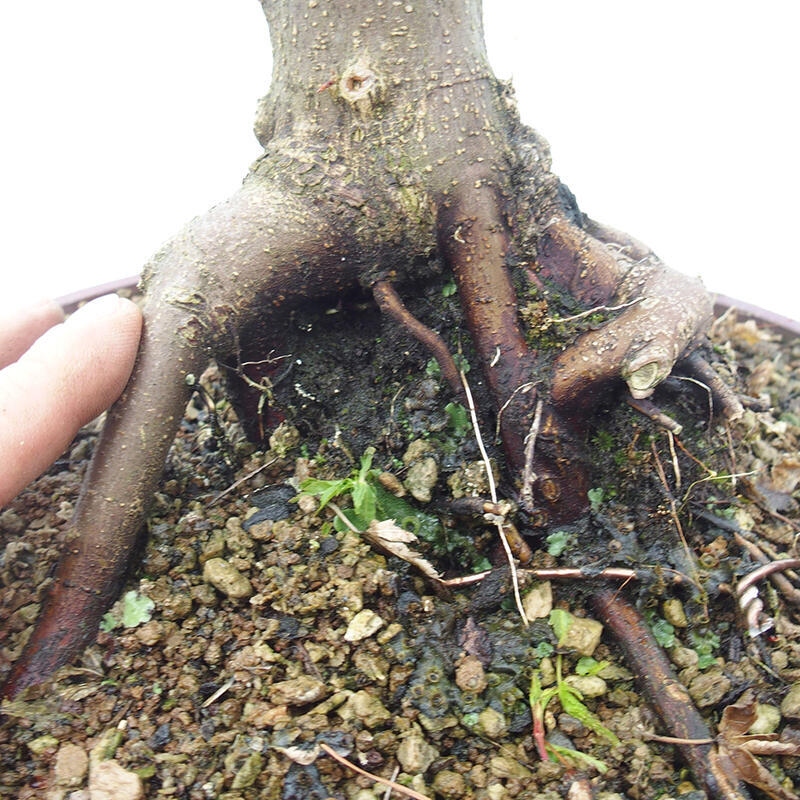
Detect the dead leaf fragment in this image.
<box><xmin>364</xmin><ymin>519</ymin><xmax>442</xmax><ymax>582</ymax></box>
<box><xmin>718</xmin><ymin>690</ymin><xmax>800</xmax><ymax>800</ymax></box>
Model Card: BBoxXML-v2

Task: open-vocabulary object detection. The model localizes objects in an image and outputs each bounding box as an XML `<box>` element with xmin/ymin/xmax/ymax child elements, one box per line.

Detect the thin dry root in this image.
<box><xmin>626</xmin><ymin>395</ymin><xmax>684</xmax><ymax>434</ymax></box>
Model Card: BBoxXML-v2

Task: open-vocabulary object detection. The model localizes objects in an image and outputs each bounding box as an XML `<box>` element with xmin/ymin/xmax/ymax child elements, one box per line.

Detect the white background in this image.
<box><xmin>1</xmin><ymin>2</ymin><xmax>797</xmax><ymax>319</ymax></box>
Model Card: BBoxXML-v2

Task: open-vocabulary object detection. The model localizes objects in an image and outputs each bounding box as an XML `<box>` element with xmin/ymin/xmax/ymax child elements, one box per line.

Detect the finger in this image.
<box><xmin>0</xmin><ymin>294</ymin><xmax>143</xmax><ymax>506</ymax></box>
<box><xmin>0</xmin><ymin>297</ymin><xmax>65</xmax><ymax>369</ymax></box>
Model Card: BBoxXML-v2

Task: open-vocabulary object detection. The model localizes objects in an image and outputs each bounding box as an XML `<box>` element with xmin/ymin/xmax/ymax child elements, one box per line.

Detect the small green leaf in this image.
<box><xmin>444</xmin><ymin>402</ymin><xmax>470</xmax><ymax>437</ymax></box>
<box><xmin>648</xmin><ymin>615</ymin><xmax>676</xmax><ymax>649</ymax></box>
<box><xmin>453</xmin><ymin>352</ymin><xmax>470</xmax><ymax>374</ymax></box>
<box><xmin>120</xmin><ymin>590</ymin><xmax>155</xmax><ymax>628</ymax></box>
<box><xmin>689</xmin><ymin>628</ymin><xmax>721</xmax><ymax>669</ymax></box>
<box><xmin>351</xmin><ymin>480</ymin><xmax>377</xmax><ymax>523</ymax></box>
<box><xmin>535</xmin><ymin>640</ymin><xmax>554</xmax><ymax>659</ymax></box>
<box><xmin>575</xmin><ymin>657</ymin><xmax>610</xmax><ymax>676</ymax></box>
<box><xmin>558</xmin><ymin>683</ymin><xmax>620</xmax><ymax>745</ymax></box>
<box><xmin>357</xmin><ymin>447</ymin><xmax>375</xmax><ymax>483</ymax></box>
<box><xmin>100</xmin><ymin>590</ymin><xmax>155</xmax><ymax>632</ymax></box>
<box><xmin>587</xmin><ymin>487</ymin><xmax>604</xmax><ymax>512</ymax></box>
<box><xmin>100</xmin><ymin>612</ymin><xmax>118</xmax><ymax>633</ymax></box>
<box><xmin>546</xmin><ymin>530</ymin><xmax>571</xmax><ymax>557</ymax></box>
<box><xmin>546</xmin><ymin>741</ymin><xmax>610</xmax><ymax>774</ymax></box>
<box><xmin>425</xmin><ymin>359</ymin><xmax>441</xmax><ymax>378</ymax></box>
<box><xmin>548</xmin><ymin>608</ymin><xmax>573</xmax><ymax>643</ymax></box>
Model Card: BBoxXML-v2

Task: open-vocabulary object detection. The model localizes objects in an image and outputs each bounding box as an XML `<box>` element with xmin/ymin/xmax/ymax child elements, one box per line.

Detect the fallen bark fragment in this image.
<box><xmin>591</xmin><ymin>588</ymin><xmax>751</xmax><ymax>800</ymax></box>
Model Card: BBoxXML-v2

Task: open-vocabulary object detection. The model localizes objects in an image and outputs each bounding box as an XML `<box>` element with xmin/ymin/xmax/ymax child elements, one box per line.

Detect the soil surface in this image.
<box><xmin>2</xmin><ymin>295</ymin><xmax>800</xmax><ymax>800</ymax></box>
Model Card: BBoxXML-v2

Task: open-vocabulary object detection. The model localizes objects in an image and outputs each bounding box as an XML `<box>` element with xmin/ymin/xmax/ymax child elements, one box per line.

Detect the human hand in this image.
<box><xmin>0</xmin><ymin>293</ymin><xmax>142</xmax><ymax>506</ymax></box>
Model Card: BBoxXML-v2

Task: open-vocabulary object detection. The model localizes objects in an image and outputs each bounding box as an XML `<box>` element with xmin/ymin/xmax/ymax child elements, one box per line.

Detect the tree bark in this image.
<box><xmin>3</xmin><ymin>0</ymin><xmax>715</xmax><ymax>696</ymax></box>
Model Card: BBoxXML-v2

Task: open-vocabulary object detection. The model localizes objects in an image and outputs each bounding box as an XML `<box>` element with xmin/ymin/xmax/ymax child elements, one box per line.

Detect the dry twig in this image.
<box><xmin>319</xmin><ymin>742</ymin><xmax>433</xmax><ymax>800</ymax></box>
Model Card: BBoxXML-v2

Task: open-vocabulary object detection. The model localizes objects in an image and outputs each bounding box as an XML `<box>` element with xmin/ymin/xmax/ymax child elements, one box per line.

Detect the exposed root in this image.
<box><xmin>626</xmin><ymin>395</ymin><xmax>684</xmax><ymax>435</ymax></box>
<box><xmin>591</xmin><ymin>589</ymin><xmax>752</xmax><ymax>800</ymax></box>
<box><xmin>372</xmin><ymin>280</ymin><xmax>463</xmax><ymax>397</ymax></box>
<box><xmin>693</xmin><ymin>508</ymin><xmax>800</xmax><ymax>608</ymax></box>
<box><xmin>651</xmin><ymin>441</ymin><xmax>705</xmax><ymax>601</ymax></box>
<box><xmin>520</xmin><ymin>398</ymin><xmax>544</xmax><ymax>513</ymax></box>
<box><xmin>440</xmin><ymin>565</ymin><xmax>683</xmax><ymax>589</ymax></box>
<box><xmin>533</xmin><ymin>212</ymin><xmax>713</xmax><ymax>408</ymax></box>
<box><xmin>438</xmin><ymin>181</ymin><xmax>590</xmax><ymax>524</ymax></box>
<box><xmin>460</xmin><ymin>370</ymin><xmax>529</xmax><ymax>625</ymax></box>
<box><xmin>681</xmin><ymin>352</ymin><xmax>745</xmax><ymax>422</ymax></box>
<box><xmin>734</xmin><ymin>558</ymin><xmax>800</xmax><ymax>635</ymax></box>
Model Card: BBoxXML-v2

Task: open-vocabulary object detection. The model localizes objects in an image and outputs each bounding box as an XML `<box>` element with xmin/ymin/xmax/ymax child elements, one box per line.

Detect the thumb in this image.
<box><xmin>0</xmin><ymin>294</ymin><xmax>143</xmax><ymax>506</ymax></box>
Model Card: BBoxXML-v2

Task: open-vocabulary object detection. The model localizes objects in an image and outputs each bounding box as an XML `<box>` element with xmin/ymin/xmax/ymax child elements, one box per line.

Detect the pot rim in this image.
<box><xmin>56</xmin><ymin>276</ymin><xmax>800</xmax><ymax>340</ymax></box>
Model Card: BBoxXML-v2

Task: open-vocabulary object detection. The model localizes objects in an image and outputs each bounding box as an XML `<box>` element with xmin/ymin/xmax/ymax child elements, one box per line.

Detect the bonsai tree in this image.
<box><xmin>3</xmin><ymin>0</ymin><xmax>728</xmax><ymax>698</ymax></box>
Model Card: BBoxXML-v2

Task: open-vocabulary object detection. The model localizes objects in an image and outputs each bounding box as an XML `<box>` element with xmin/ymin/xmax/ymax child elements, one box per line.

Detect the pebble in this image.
<box><xmin>489</xmin><ymin>755</ymin><xmax>532</xmax><ymax>779</ymax></box>
<box><xmin>202</xmin><ymin>558</ymin><xmax>253</xmax><ymax>600</ymax></box>
<box><xmin>669</xmin><ymin>645</ymin><xmax>699</xmax><ymax>670</ymax></box>
<box><xmin>564</xmin><ymin>675</ymin><xmax>607</xmax><ymax>698</ymax></box>
<box><xmin>378</xmin><ymin>471</ymin><xmax>406</xmax><ymax>497</ymax></box>
<box><xmin>0</xmin><ymin>509</ymin><xmax>25</xmax><ymax>535</ymax></box>
<box><xmin>160</xmin><ymin>592</ymin><xmax>193</xmax><ymax>621</ymax></box>
<box><xmin>558</xmin><ymin>713</ymin><xmax>586</xmax><ymax>737</ymax></box>
<box><xmin>338</xmin><ymin>690</ymin><xmax>392</xmax><ymax>727</ymax></box>
<box><xmin>447</xmin><ymin>460</ymin><xmax>493</xmax><ymax>498</ymax></box>
<box><xmin>404</xmin><ymin>457</ymin><xmax>438</xmax><ymax>503</ymax></box>
<box><xmin>134</xmin><ymin>620</ymin><xmax>164</xmax><ymax>647</ymax></box>
<box><xmin>454</xmin><ymin>655</ymin><xmax>488</xmax><ymax>694</ymax></box>
<box><xmin>344</xmin><ymin>608</ymin><xmax>385</xmax><ymax>642</ymax></box>
<box><xmin>231</xmin><ymin>753</ymin><xmax>263</xmax><ymax>789</ymax></box>
<box><xmin>352</xmin><ymin>651</ymin><xmax>389</xmax><ymax>684</ymax></box>
<box><xmin>473</xmin><ymin>707</ymin><xmax>507</xmax><ymax>738</ymax></box>
<box><xmin>268</xmin><ymin>422</ymin><xmax>300</xmax><ymax>456</ymax></box>
<box><xmin>662</xmin><ymin>598</ymin><xmax>688</xmax><ymax>627</ymax></box>
<box><xmin>53</xmin><ymin>743</ymin><xmax>89</xmax><ymax>787</ymax></box>
<box><xmin>402</xmin><ymin>440</ymin><xmax>438</xmax><ymax>503</ymax></box>
<box><xmin>780</xmin><ymin>681</ymin><xmax>800</xmax><ymax>720</ymax></box>
<box><xmin>432</xmin><ymin>769</ymin><xmax>468</xmax><ymax>798</ymax></box>
<box><xmin>268</xmin><ymin>676</ymin><xmax>329</xmax><ymax>706</ymax></box>
<box><xmin>750</xmin><ymin>703</ymin><xmax>781</xmax><ymax>734</ymax></box>
<box><xmin>688</xmin><ymin>670</ymin><xmax>731</xmax><ymax>708</ymax></box>
<box><xmin>88</xmin><ymin>759</ymin><xmax>144</xmax><ymax>800</ymax></box>
<box><xmin>522</xmin><ymin>581</ymin><xmax>553</xmax><ymax>620</ymax></box>
<box><xmin>397</xmin><ymin>728</ymin><xmax>439</xmax><ymax>773</ymax></box>
<box><xmin>27</xmin><ymin>734</ymin><xmax>58</xmax><ymax>754</ymax></box>
<box><xmin>557</xmin><ymin>613</ymin><xmax>603</xmax><ymax>657</ymax></box>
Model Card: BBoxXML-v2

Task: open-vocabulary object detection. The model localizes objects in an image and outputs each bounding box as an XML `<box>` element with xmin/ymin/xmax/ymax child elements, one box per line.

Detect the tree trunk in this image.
<box><xmin>3</xmin><ymin>0</ymin><xmax>717</xmax><ymax>697</ymax></box>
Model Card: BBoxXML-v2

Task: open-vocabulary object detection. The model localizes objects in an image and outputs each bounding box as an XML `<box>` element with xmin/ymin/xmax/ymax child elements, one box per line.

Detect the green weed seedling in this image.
<box><xmin>300</xmin><ymin>446</ymin><xmax>491</xmax><ymax>571</ymax></box>
<box><xmin>300</xmin><ymin>447</ymin><xmax>379</xmax><ymax>530</ymax></box>
<box><xmin>648</xmin><ymin>613</ymin><xmax>677</xmax><ymax>649</ymax></box>
<box><xmin>529</xmin><ymin>613</ymin><xmax>620</xmax><ymax>773</ymax></box>
<box><xmin>587</xmin><ymin>487</ymin><xmax>605</xmax><ymax>513</ymax></box>
<box><xmin>688</xmin><ymin>628</ymin><xmax>721</xmax><ymax>669</ymax></box>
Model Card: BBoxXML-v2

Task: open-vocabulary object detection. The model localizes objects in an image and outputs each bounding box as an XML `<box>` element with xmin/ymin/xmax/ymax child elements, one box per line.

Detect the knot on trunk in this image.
<box><xmin>338</xmin><ymin>59</ymin><xmax>383</xmax><ymax>116</ymax></box>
